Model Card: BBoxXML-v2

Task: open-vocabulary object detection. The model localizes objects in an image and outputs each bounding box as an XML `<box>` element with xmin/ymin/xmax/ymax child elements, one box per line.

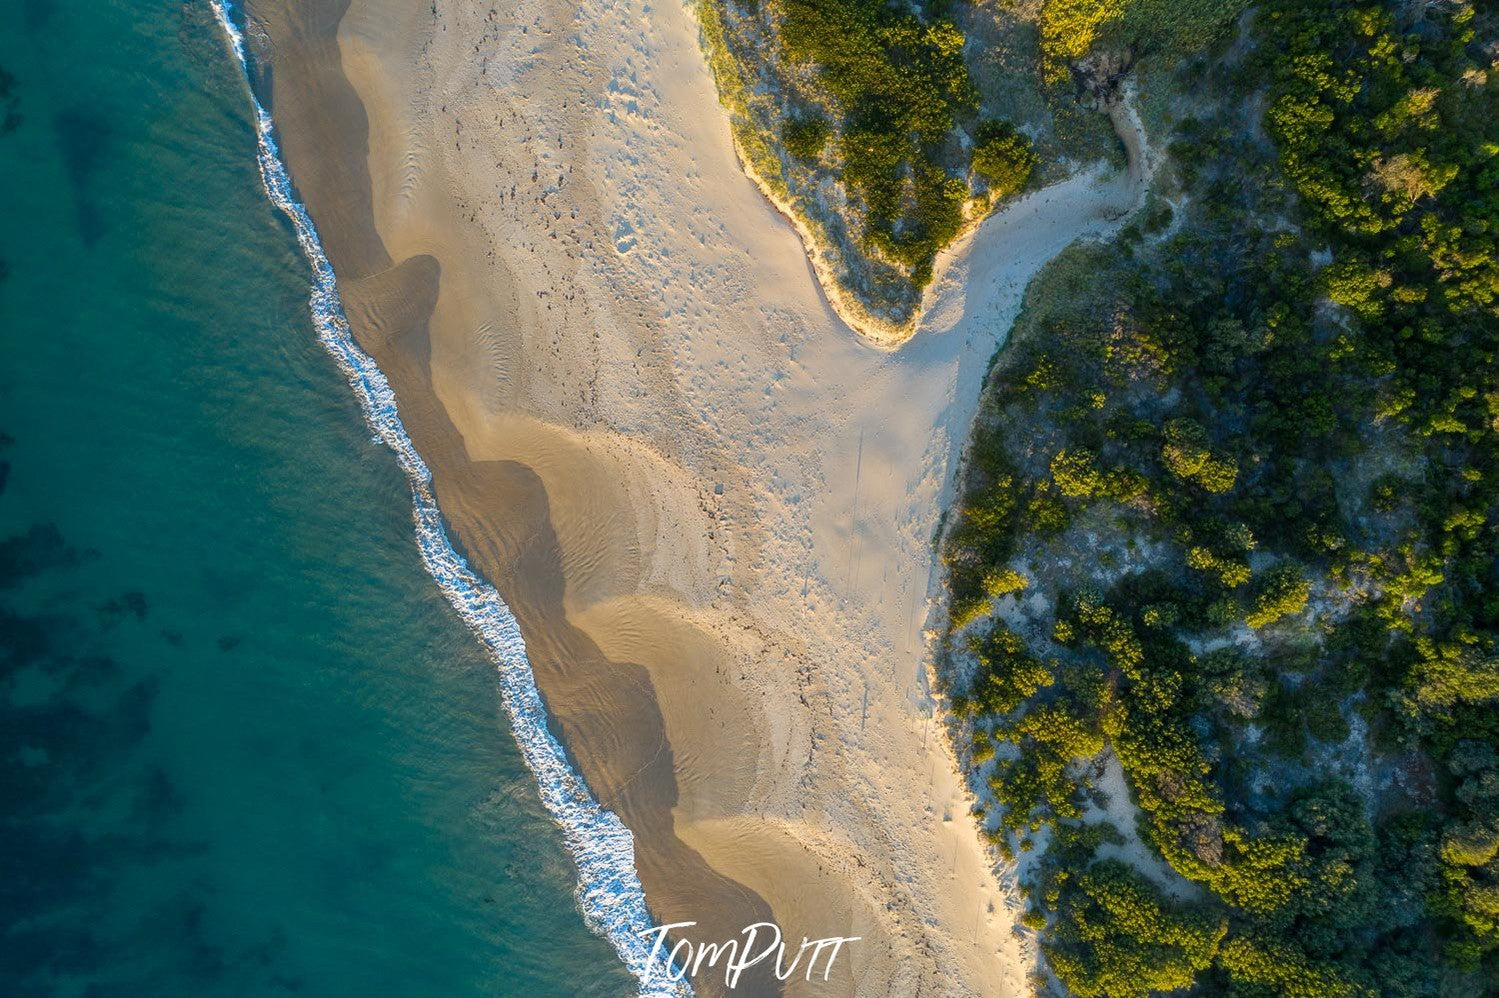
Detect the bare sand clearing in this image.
<box><xmin>251</xmin><ymin>0</ymin><xmax>1148</xmax><ymax>992</ymax></box>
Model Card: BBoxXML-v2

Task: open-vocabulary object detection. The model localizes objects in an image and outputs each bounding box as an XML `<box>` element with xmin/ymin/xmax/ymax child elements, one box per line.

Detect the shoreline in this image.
<box><xmin>233</xmin><ymin>0</ymin><xmax>1152</xmax><ymax>994</ymax></box>
<box><xmin>210</xmin><ymin>5</ymin><xmax>692</xmax><ymax>994</ymax></box>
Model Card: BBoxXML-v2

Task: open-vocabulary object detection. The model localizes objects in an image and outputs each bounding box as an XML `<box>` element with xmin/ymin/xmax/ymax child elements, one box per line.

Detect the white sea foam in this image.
<box><xmin>209</xmin><ymin>4</ymin><xmax>690</xmax><ymax>994</ymax></box>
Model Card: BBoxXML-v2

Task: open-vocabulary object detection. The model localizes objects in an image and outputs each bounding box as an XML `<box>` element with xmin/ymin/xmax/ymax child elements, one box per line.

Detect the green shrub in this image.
<box><xmin>967</xmin><ymin>623</ymin><xmax>1055</xmax><ymax>715</ymax></box>
<box><xmin>1246</xmin><ymin>564</ymin><xmax>1310</xmax><ymax>629</ymax></box>
<box><xmin>1045</xmin><ymin>859</ymin><xmax>1227</xmax><ymax>998</ymax></box>
<box><xmin>1218</xmin><ymin>933</ymin><xmax>1371</xmax><ymax>998</ymax></box>
<box><xmin>781</xmin><ymin>115</ymin><xmax>829</xmax><ymax>161</ymax></box>
<box><xmin>1161</xmin><ymin>418</ymin><xmax>1237</xmax><ymax>494</ymax></box>
<box><xmin>971</xmin><ymin>120</ymin><xmax>1037</xmax><ymax>198</ymax></box>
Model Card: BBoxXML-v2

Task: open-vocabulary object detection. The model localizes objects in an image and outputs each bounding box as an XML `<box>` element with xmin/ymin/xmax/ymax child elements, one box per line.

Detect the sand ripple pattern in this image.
<box><xmin>211</xmin><ymin>3</ymin><xmax>688</xmax><ymax>993</ymax></box>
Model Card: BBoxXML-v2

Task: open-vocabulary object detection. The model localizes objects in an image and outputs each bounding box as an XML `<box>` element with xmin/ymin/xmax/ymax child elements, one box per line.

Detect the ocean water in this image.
<box><xmin>0</xmin><ymin>1</ymin><xmax>633</xmax><ymax>995</ymax></box>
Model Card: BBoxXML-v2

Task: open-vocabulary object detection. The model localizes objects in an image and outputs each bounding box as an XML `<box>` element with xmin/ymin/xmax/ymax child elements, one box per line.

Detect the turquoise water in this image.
<box><xmin>0</xmin><ymin>2</ymin><xmax>631</xmax><ymax>994</ymax></box>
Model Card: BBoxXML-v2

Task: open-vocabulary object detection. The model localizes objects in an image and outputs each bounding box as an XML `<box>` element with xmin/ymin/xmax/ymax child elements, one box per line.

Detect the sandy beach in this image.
<box><xmin>243</xmin><ymin>0</ymin><xmax>1147</xmax><ymax>992</ymax></box>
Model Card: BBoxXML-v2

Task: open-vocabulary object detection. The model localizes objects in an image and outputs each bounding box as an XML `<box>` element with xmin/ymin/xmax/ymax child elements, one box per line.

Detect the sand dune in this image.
<box><xmin>253</xmin><ymin>0</ymin><xmax>1150</xmax><ymax>992</ymax></box>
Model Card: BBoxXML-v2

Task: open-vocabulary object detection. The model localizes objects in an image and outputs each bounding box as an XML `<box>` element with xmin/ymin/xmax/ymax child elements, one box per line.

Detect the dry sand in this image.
<box><xmin>248</xmin><ymin>0</ymin><xmax>1150</xmax><ymax>993</ymax></box>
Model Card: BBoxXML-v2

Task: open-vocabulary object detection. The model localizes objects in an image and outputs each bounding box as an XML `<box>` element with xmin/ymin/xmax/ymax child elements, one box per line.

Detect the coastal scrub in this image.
<box><xmin>697</xmin><ymin>0</ymin><xmax>1038</xmax><ymax>338</ymax></box>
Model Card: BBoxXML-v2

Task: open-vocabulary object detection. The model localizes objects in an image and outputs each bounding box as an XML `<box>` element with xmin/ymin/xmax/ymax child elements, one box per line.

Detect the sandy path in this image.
<box><xmin>254</xmin><ymin>0</ymin><xmax>1148</xmax><ymax>992</ymax></box>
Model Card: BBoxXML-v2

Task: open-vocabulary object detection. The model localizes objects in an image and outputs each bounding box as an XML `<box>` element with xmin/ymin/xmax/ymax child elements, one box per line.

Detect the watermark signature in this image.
<box><xmin>639</xmin><ymin>921</ymin><xmax>860</xmax><ymax>990</ymax></box>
